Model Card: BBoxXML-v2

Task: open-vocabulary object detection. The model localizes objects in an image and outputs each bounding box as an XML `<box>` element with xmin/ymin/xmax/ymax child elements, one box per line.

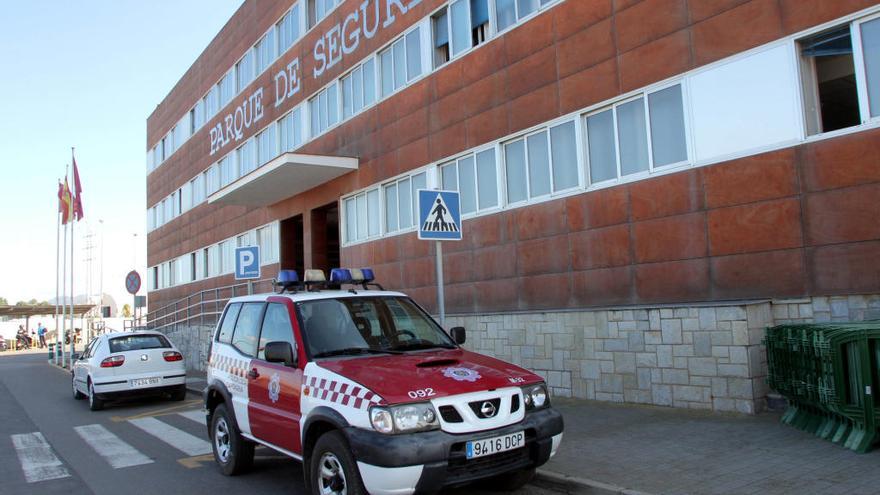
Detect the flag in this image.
<box><xmin>72</xmin><ymin>151</ymin><xmax>84</xmax><ymax>221</ymax></box>
<box><xmin>58</xmin><ymin>179</ymin><xmax>73</xmax><ymax>224</ymax></box>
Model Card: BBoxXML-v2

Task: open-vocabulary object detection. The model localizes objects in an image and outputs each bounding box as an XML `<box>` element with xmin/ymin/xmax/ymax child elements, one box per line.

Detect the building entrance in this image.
<box><xmin>280</xmin><ymin>214</ymin><xmax>304</xmax><ymax>276</ymax></box>
<box><xmin>310</xmin><ymin>202</ymin><xmax>340</xmax><ymax>273</ymax></box>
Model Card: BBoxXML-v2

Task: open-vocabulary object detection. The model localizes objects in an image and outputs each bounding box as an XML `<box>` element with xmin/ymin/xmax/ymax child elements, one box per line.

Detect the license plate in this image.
<box><xmin>466</xmin><ymin>431</ymin><xmax>525</xmax><ymax>459</ymax></box>
<box><xmin>130</xmin><ymin>377</ymin><xmax>161</xmax><ymax>388</ymax></box>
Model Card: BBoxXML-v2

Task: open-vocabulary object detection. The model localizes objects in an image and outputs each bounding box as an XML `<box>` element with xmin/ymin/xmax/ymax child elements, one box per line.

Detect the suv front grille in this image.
<box><xmin>439</xmin><ymin>405</ymin><xmax>463</xmax><ymax>423</ymax></box>
<box><xmin>467</xmin><ymin>398</ymin><xmax>502</xmax><ymax>419</ymax></box>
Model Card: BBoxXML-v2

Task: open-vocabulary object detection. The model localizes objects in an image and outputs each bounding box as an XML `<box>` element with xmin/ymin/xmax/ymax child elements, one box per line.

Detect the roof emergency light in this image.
<box><xmin>274</xmin><ymin>270</ymin><xmax>301</xmax><ymax>293</ymax></box>
<box><xmin>330</xmin><ymin>268</ymin><xmax>353</xmax><ymax>285</ymax></box>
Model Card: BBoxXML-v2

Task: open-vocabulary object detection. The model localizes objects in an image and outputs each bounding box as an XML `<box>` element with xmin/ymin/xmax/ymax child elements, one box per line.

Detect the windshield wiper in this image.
<box><xmin>391</xmin><ymin>342</ymin><xmax>457</xmax><ymax>351</ymax></box>
<box><xmin>312</xmin><ymin>347</ymin><xmax>403</xmax><ymax>358</ymax></box>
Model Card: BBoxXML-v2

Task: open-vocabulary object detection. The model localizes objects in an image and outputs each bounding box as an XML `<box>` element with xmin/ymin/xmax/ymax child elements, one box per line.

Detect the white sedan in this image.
<box><xmin>71</xmin><ymin>331</ymin><xmax>187</xmax><ymax>411</ymax></box>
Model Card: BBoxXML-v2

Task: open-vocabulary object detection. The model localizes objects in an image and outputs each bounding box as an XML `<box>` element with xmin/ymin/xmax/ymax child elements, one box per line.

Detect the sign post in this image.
<box><xmin>125</xmin><ymin>270</ymin><xmax>141</xmax><ymax>329</ymax></box>
<box><xmin>417</xmin><ymin>190</ymin><xmax>462</xmax><ymax>328</ymax></box>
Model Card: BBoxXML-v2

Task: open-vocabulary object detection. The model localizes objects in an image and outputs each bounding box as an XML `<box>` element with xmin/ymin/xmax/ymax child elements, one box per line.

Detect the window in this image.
<box><xmin>257</xmin><ymin>123</ymin><xmax>277</xmax><ymax>165</ymax></box>
<box><xmin>504</xmin><ymin>120</ymin><xmax>578</xmax><ymax>203</ymax></box>
<box><xmin>861</xmin><ymin>17</ymin><xmax>880</xmax><ymax>118</ymax></box>
<box><xmin>383</xmin><ymin>171</ymin><xmax>426</xmax><ymax>233</ymax></box>
<box><xmin>218</xmin><ymin>303</ymin><xmax>242</xmax><ymax>343</ymax></box>
<box><xmin>152</xmin><ymin>144</ymin><xmax>162</xmax><ymax>168</ymax></box>
<box><xmin>191</xmin><ymin>175</ymin><xmax>205</xmax><ymax>206</ymax></box>
<box><xmin>309</xmin><ymin>82</ymin><xmax>339</xmax><ymax>137</ymax></box>
<box><xmin>278</xmin><ymin>4</ymin><xmax>302</xmax><ymax>54</ymax></box>
<box><xmin>219</xmin><ymin>155</ymin><xmax>236</xmax><ymax>187</ymax></box>
<box><xmin>190</xmin><ymin>252</ymin><xmax>197</xmax><ymax>282</ymax></box>
<box><xmin>238</xmin><ymin>139</ymin><xmax>257</xmax><ymax>177</ymax></box>
<box><xmin>205</xmin><ymin>166</ymin><xmax>219</xmax><ymax>196</ymax></box>
<box><xmin>192</xmin><ymin>99</ymin><xmax>205</xmax><ymax>133</ymax></box>
<box><xmin>279</xmin><ymin>107</ymin><xmax>304</xmax><ymax>152</ymax></box>
<box><xmin>181</xmin><ymin>182</ymin><xmax>192</xmax><ymax>212</ymax></box>
<box><xmin>152</xmin><ymin>266</ymin><xmax>159</xmax><ymax>290</ymax></box>
<box><xmin>109</xmin><ymin>334</ymin><xmax>171</xmax><ymax>353</ymax></box>
<box><xmin>220</xmin><ymin>240</ymin><xmax>234</xmax><ymax>274</ymax></box>
<box><xmin>236</xmin><ymin>49</ymin><xmax>255</xmax><ymax>93</ymax></box>
<box><xmin>208</xmin><ymin>244</ymin><xmax>220</xmax><ymax>277</ymax></box>
<box><xmin>586</xmin><ymin>85</ymin><xmax>687</xmax><ymax>183</ymax></box>
<box><xmin>496</xmin><ymin>0</ymin><xmax>555</xmax><ymax>33</ymax></box>
<box><xmin>441</xmin><ymin>148</ymin><xmax>498</xmax><ymax>214</ymax></box>
<box><xmin>433</xmin><ymin>0</ymin><xmax>488</xmax><ymax>68</ymax></box>
<box><xmin>344</xmin><ymin>188</ymin><xmax>380</xmax><ymax>243</ymax></box>
<box><xmin>168</xmin><ymin>259</ymin><xmax>177</xmax><ymax>286</ymax></box>
<box><xmin>162</xmin><ymin>134</ymin><xmax>173</xmax><ymax>162</ymax></box>
<box><xmin>163</xmin><ymin>197</ymin><xmax>173</xmax><ymax>224</ymax></box>
<box><xmin>800</xmin><ymin>26</ymin><xmax>860</xmax><ymax>135</ymax></box>
<box><xmin>219</xmin><ymin>69</ymin><xmax>235</xmax><ymax>107</ymax></box>
<box><xmin>255</xmin><ymin>29</ymin><xmax>276</xmax><ymax>75</ymax></box>
<box><xmin>310</xmin><ymin>0</ymin><xmax>339</xmax><ymax>27</ymax></box>
<box><xmin>258</xmin><ymin>224</ymin><xmax>278</xmax><ymax>263</ymax></box>
<box><xmin>232</xmin><ymin>303</ymin><xmax>263</xmax><ymax>356</ymax></box>
<box><xmin>258</xmin><ymin>303</ymin><xmax>295</xmax><ymax>360</ymax></box>
<box><xmin>380</xmin><ymin>28</ymin><xmax>423</xmax><ymax>97</ymax></box>
<box><xmin>342</xmin><ymin>60</ymin><xmax>377</xmax><ymax>119</ymax></box>
<box><xmin>205</xmin><ymin>86</ymin><xmax>220</xmax><ymax>120</ymax></box>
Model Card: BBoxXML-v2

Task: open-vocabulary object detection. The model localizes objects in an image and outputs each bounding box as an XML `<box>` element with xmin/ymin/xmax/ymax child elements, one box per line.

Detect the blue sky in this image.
<box><xmin>0</xmin><ymin>0</ymin><xmax>243</xmax><ymax>309</ymax></box>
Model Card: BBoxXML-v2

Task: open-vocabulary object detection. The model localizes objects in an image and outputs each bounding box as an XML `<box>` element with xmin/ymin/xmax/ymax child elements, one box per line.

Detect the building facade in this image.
<box><xmin>146</xmin><ymin>0</ymin><xmax>880</xmax><ymax>413</ymax></box>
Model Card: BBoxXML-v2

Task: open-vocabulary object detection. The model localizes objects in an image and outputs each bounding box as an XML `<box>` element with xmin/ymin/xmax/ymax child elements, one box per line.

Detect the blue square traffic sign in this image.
<box><xmin>418</xmin><ymin>190</ymin><xmax>462</xmax><ymax>241</ymax></box>
<box><xmin>234</xmin><ymin>246</ymin><xmax>261</xmax><ymax>280</ymax></box>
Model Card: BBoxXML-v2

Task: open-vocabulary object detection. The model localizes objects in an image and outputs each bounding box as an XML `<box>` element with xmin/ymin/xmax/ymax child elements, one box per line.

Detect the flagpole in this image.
<box><xmin>61</xmin><ymin>212</ymin><xmax>68</xmax><ymax>367</ymax></box>
<box><xmin>54</xmin><ymin>182</ymin><xmax>61</xmax><ymax>365</ymax></box>
<box><xmin>70</xmin><ymin>210</ymin><xmax>76</xmax><ymax>364</ymax></box>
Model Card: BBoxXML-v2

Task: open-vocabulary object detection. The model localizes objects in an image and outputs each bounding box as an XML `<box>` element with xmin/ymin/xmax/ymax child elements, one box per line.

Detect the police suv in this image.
<box><xmin>204</xmin><ymin>268</ymin><xmax>564</xmax><ymax>495</ymax></box>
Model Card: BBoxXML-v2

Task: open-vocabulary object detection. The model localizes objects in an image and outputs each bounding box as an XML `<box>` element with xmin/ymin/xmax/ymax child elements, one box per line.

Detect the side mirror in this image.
<box><xmin>450</xmin><ymin>326</ymin><xmax>466</xmax><ymax>345</ymax></box>
<box><xmin>265</xmin><ymin>341</ymin><xmax>297</xmax><ymax>367</ymax></box>
<box><xmin>73</xmin><ymin>353</ymin><xmax>81</xmax><ymax>361</ymax></box>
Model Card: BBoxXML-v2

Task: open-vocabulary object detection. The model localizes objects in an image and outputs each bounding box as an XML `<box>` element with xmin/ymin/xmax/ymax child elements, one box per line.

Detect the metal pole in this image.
<box><xmin>60</xmin><ymin>221</ymin><xmax>67</xmax><ymax>367</ymax></box>
<box><xmin>69</xmin><ymin>219</ymin><xmax>75</xmax><ymax>363</ymax></box>
<box><xmin>54</xmin><ymin>201</ymin><xmax>61</xmax><ymax>365</ymax></box>
<box><xmin>435</xmin><ymin>241</ymin><xmax>445</xmax><ymax>328</ymax></box>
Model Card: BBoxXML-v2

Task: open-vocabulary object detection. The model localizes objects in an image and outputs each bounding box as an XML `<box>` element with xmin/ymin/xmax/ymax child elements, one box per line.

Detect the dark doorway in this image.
<box><xmin>280</xmin><ymin>215</ymin><xmax>304</xmax><ymax>276</ymax></box>
<box><xmin>311</xmin><ymin>202</ymin><xmax>340</xmax><ymax>273</ymax></box>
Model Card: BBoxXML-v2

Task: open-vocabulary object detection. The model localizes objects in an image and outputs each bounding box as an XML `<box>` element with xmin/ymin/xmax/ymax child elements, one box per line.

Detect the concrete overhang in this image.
<box><xmin>208</xmin><ymin>152</ymin><xmax>359</xmax><ymax>207</ymax></box>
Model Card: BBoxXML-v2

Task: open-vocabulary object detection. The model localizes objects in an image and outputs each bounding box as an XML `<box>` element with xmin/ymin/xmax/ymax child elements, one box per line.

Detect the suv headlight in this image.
<box><xmin>370</xmin><ymin>403</ymin><xmax>439</xmax><ymax>434</ymax></box>
<box><xmin>522</xmin><ymin>383</ymin><xmax>550</xmax><ymax>410</ymax></box>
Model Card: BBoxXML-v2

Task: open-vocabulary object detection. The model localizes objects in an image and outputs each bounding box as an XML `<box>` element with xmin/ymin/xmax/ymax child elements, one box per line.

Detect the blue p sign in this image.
<box><xmin>234</xmin><ymin>246</ymin><xmax>261</xmax><ymax>280</ymax></box>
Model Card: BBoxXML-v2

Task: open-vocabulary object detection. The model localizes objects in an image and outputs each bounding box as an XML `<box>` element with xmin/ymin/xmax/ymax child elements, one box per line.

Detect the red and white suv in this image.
<box><xmin>203</xmin><ymin>268</ymin><xmax>564</xmax><ymax>494</ymax></box>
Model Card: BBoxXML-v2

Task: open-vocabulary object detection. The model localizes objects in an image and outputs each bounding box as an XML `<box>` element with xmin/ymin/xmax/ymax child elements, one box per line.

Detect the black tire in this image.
<box><xmin>310</xmin><ymin>431</ymin><xmax>366</xmax><ymax>495</ymax></box>
<box><xmin>72</xmin><ymin>374</ymin><xmax>85</xmax><ymax>400</ymax></box>
<box><xmin>88</xmin><ymin>379</ymin><xmax>104</xmax><ymax>411</ymax></box>
<box><xmin>485</xmin><ymin>467</ymin><xmax>536</xmax><ymax>491</ymax></box>
<box><xmin>170</xmin><ymin>384</ymin><xmax>187</xmax><ymax>401</ymax></box>
<box><xmin>210</xmin><ymin>403</ymin><xmax>254</xmax><ymax>475</ymax></box>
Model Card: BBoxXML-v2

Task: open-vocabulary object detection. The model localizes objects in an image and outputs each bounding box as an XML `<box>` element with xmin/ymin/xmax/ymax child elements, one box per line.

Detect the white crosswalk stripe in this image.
<box><xmin>128</xmin><ymin>416</ymin><xmax>212</xmax><ymax>456</ymax></box>
<box><xmin>11</xmin><ymin>432</ymin><xmax>70</xmax><ymax>483</ymax></box>
<box><xmin>178</xmin><ymin>410</ymin><xmax>207</xmax><ymax>426</ymax></box>
<box><xmin>73</xmin><ymin>424</ymin><xmax>154</xmax><ymax>469</ymax></box>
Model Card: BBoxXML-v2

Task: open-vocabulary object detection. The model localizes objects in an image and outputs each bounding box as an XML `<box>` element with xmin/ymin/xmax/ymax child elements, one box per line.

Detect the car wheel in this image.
<box><xmin>310</xmin><ymin>431</ymin><xmax>366</xmax><ymax>495</ymax></box>
<box><xmin>72</xmin><ymin>374</ymin><xmax>85</xmax><ymax>400</ymax></box>
<box><xmin>170</xmin><ymin>384</ymin><xmax>187</xmax><ymax>401</ymax></box>
<box><xmin>210</xmin><ymin>403</ymin><xmax>254</xmax><ymax>475</ymax></box>
<box><xmin>484</xmin><ymin>467</ymin><xmax>536</xmax><ymax>491</ymax></box>
<box><xmin>88</xmin><ymin>379</ymin><xmax>104</xmax><ymax>411</ymax></box>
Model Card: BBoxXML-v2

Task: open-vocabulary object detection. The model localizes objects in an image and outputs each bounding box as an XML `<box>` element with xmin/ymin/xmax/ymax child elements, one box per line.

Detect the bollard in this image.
<box><xmin>48</xmin><ymin>342</ymin><xmax>55</xmax><ymax>359</ymax></box>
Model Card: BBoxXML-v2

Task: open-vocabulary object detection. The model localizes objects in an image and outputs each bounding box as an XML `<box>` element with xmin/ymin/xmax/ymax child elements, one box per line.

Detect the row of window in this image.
<box><xmin>147</xmin><ymin>0</ymin><xmax>560</xmax><ymax>174</ymax></box>
<box><xmin>149</xmin><ymin>223</ymin><xmax>280</xmax><ymax>291</ymax></box>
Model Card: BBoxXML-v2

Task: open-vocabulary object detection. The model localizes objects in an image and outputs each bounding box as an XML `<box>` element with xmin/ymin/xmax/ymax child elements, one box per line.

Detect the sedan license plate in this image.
<box><xmin>466</xmin><ymin>431</ymin><xmax>525</xmax><ymax>459</ymax></box>
<box><xmin>130</xmin><ymin>377</ymin><xmax>160</xmax><ymax>388</ymax></box>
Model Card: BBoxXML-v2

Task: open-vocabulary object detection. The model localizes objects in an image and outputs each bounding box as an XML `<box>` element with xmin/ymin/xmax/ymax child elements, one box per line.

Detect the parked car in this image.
<box><xmin>72</xmin><ymin>331</ymin><xmax>187</xmax><ymax>411</ymax></box>
<box><xmin>204</xmin><ymin>268</ymin><xmax>564</xmax><ymax>495</ymax></box>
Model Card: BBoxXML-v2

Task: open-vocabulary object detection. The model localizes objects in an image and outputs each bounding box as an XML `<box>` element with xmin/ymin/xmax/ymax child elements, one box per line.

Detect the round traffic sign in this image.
<box><xmin>126</xmin><ymin>270</ymin><xmax>141</xmax><ymax>295</ymax></box>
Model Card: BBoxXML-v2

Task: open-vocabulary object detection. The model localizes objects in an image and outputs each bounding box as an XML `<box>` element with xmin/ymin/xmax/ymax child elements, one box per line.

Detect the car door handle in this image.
<box><xmin>247</xmin><ymin>368</ymin><xmax>260</xmax><ymax>380</ymax></box>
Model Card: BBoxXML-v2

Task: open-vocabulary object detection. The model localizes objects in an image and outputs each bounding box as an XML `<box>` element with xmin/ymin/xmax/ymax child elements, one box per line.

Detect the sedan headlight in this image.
<box><xmin>370</xmin><ymin>403</ymin><xmax>439</xmax><ymax>434</ymax></box>
<box><xmin>522</xmin><ymin>383</ymin><xmax>550</xmax><ymax>410</ymax></box>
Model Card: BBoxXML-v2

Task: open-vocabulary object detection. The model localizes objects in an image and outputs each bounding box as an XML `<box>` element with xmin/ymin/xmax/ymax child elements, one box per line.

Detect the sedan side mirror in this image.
<box><xmin>450</xmin><ymin>327</ymin><xmax>466</xmax><ymax>345</ymax></box>
<box><xmin>265</xmin><ymin>341</ymin><xmax>297</xmax><ymax>367</ymax></box>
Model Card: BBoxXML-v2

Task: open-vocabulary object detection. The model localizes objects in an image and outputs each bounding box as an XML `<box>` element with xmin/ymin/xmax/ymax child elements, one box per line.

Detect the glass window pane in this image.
<box><xmin>327</xmin><ymin>82</ymin><xmax>338</xmax><ymax>126</ymax></box>
<box><xmin>476</xmin><ymin>149</ymin><xmax>498</xmax><ymax>209</ymax></box>
<box><xmin>319</xmin><ymin>90</ymin><xmax>329</xmax><ymax>131</ymax></box>
<box><xmin>649</xmin><ymin>85</ymin><xmax>688</xmax><ymax>167</ymax></box>
<box><xmin>345</xmin><ymin>198</ymin><xmax>357</xmax><ymax>242</ymax></box>
<box><xmin>292</xmin><ymin>107</ymin><xmax>302</xmax><ymax>148</ymax></box>
<box><xmin>527</xmin><ymin>131</ymin><xmax>551</xmax><ymax>197</ymax></box>
<box><xmin>550</xmin><ymin>121</ymin><xmax>579</xmax><ymax>191</ymax></box>
<box><xmin>458</xmin><ymin>156</ymin><xmax>477</xmax><ymax>214</ymax></box>
<box><xmin>450</xmin><ymin>0</ymin><xmax>471</xmax><ymax>57</ymax></box>
<box><xmin>398</xmin><ymin>178</ymin><xmax>412</xmax><ymax>228</ymax></box>
<box><xmin>496</xmin><ymin>0</ymin><xmax>516</xmax><ymax>31</ymax></box>
<box><xmin>505</xmin><ymin>139</ymin><xmax>527</xmax><ymax>203</ymax></box>
<box><xmin>393</xmin><ymin>39</ymin><xmax>406</xmax><ymax>89</ymax></box>
<box><xmin>258</xmin><ymin>304</ymin><xmax>294</xmax><ymax>360</ymax></box>
<box><xmin>310</xmin><ymin>98</ymin><xmax>320</xmax><ymax>136</ymax></box>
<box><xmin>406</xmin><ymin>28</ymin><xmax>422</xmax><ymax>80</ymax></box>
<box><xmin>343</xmin><ymin>75</ymin><xmax>354</xmax><ymax>119</ymax></box>
<box><xmin>412</xmin><ymin>172</ymin><xmax>426</xmax><ymax>218</ymax></box>
<box><xmin>385</xmin><ymin>184</ymin><xmax>399</xmax><ymax>232</ymax></box>
<box><xmin>861</xmin><ymin>18</ymin><xmax>880</xmax><ymax>117</ymax></box>
<box><xmin>617</xmin><ymin>98</ymin><xmax>649</xmax><ymax>175</ymax></box>
<box><xmin>367</xmin><ymin>189</ymin><xmax>380</xmax><ymax>236</ymax></box>
<box><xmin>363</xmin><ymin>58</ymin><xmax>376</xmax><ymax>106</ymax></box>
<box><xmin>517</xmin><ymin>0</ymin><xmax>539</xmax><ymax>18</ymax></box>
<box><xmin>356</xmin><ymin>194</ymin><xmax>367</xmax><ymax>240</ymax></box>
<box><xmin>587</xmin><ymin>110</ymin><xmax>617</xmax><ymax>183</ymax></box>
<box><xmin>381</xmin><ymin>49</ymin><xmax>394</xmax><ymax>97</ymax></box>
<box><xmin>231</xmin><ymin>303</ymin><xmax>263</xmax><ymax>357</ymax></box>
<box><xmin>441</xmin><ymin>162</ymin><xmax>457</xmax><ymax>191</ymax></box>
<box><xmin>353</xmin><ymin>66</ymin><xmax>364</xmax><ymax>112</ymax></box>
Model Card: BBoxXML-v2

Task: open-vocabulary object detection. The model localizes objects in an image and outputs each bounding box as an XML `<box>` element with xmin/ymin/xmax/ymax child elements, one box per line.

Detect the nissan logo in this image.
<box><xmin>480</xmin><ymin>401</ymin><xmax>497</xmax><ymax>418</ymax></box>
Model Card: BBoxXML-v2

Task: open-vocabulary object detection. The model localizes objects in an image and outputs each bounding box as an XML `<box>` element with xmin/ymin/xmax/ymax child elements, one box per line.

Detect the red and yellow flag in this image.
<box><xmin>58</xmin><ymin>178</ymin><xmax>73</xmax><ymax>225</ymax></box>
<box><xmin>72</xmin><ymin>152</ymin><xmax>84</xmax><ymax>221</ymax></box>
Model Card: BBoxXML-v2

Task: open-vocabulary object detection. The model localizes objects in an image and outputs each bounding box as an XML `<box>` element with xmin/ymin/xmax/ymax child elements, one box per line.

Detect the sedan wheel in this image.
<box><xmin>88</xmin><ymin>380</ymin><xmax>104</xmax><ymax>411</ymax></box>
<box><xmin>72</xmin><ymin>374</ymin><xmax>85</xmax><ymax>400</ymax></box>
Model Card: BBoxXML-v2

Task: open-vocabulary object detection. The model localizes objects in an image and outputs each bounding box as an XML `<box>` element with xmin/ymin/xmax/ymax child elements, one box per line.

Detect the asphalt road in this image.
<box><xmin>0</xmin><ymin>352</ymin><xmax>575</xmax><ymax>495</ymax></box>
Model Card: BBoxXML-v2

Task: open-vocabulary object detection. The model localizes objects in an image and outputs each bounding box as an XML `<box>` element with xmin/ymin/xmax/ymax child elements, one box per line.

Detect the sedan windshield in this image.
<box><xmin>298</xmin><ymin>296</ymin><xmax>456</xmax><ymax>358</ymax></box>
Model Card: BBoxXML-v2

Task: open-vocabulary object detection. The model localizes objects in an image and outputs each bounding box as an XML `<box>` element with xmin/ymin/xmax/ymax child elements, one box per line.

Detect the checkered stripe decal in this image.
<box><xmin>209</xmin><ymin>353</ymin><xmax>249</xmax><ymax>378</ymax></box>
<box><xmin>303</xmin><ymin>376</ymin><xmax>382</xmax><ymax>410</ymax></box>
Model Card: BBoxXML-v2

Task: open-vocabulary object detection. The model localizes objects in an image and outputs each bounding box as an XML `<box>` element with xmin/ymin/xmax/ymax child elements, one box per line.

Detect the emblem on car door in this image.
<box><xmin>140</xmin><ymin>354</ymin><xmax>149</xmax><ymax>362</ymax></box>
<box><xmin>269</xmin><ymin>373</ymin><xmax>281</xmax><ymax>403</ymax></box>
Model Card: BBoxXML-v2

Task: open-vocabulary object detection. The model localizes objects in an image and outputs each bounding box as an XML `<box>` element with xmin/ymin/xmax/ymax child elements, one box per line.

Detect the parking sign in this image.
<box><xmin>235</xmin><ymin>246</ymin><xmax>261</xmax><ymax>280</ymax></box>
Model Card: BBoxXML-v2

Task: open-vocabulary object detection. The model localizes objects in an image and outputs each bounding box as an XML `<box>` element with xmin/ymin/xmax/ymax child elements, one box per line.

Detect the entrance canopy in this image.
<box><xmin>0</xmin><ymin>305</ymin><xmax>95</xmax><ymax>318</ymax></box>
<box><xmin>208</xmin><ymin>153</ymin><xmax>359</xmax><ymax>207</ymax></box>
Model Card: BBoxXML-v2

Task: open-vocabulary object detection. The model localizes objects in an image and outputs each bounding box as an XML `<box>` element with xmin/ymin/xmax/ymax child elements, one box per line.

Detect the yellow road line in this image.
<box><xmin>110</xmin><ymin>399</ymin><xmax>203</xmax><ymax>422</ymax></box>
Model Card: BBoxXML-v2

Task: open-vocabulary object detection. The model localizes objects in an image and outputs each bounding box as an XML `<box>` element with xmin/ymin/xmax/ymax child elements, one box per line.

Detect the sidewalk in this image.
<box><xmin>184</xmin><ymin>369</ymin><xmax>878</xmax><ymax>494</ymax></box>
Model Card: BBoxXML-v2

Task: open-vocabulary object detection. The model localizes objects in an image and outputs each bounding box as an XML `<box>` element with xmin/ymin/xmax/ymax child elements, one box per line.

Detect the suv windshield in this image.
<box><xmin>298</xmin><ymin>296</ymin><xmax>456</xmax><ymax>358</ymax></box>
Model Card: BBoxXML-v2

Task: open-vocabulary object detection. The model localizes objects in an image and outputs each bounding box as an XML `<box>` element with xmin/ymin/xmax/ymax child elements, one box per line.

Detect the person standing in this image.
<box><xmin>37</xmin><ymin>323</ymin><xmax>47</xmax><ymax>349</ymax></box>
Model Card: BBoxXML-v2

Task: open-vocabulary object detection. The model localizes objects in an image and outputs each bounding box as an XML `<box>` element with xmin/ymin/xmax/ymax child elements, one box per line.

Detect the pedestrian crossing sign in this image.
<box><xmin>417</xmin><ymin>189</ymin><xmax>462</xmax><ymax>241</ymax></box>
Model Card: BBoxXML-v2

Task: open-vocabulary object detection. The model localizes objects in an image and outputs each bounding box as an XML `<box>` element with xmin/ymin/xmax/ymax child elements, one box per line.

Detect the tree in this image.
<box><xmin>122</xmin><ymin>304</ymin><xmax>132</xmax><ymax>318</ymax></box>
<box><xmin>0</xmin><ymin>296</ymin><xmax>7</xmax><ymax>306</ymax></box>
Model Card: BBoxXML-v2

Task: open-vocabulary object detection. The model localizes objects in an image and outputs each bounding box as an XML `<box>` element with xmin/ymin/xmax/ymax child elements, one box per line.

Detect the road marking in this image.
<box><xmin>73</xmin><ymin>424</ymin><xmax>153</xmax><ymax>469</ymax></box>
<box><xmin>178</xmin><ymin>453</ymin><xmax>214</xmax><ymax>469</ymax></box>
<box><xmin>128</xmin><ymin>417</ymin><xmax>211</xmax><ymax>456</ymax></box>
<box><xmin>110</xmin><ymin>399</ymin><xmax>202</xmax><ymax>422</ymax></box>
<box><xmin>178</xmin><ymin>410</ymin><xmax>207</xmax><ymax>426</ymax></box>
<box><xmin>11</xmin><ymin>432</ymin><xmax>70</xmax><ymax>483</ymax></box>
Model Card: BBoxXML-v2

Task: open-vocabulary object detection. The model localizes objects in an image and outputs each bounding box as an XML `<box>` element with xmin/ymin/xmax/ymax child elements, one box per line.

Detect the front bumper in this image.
<box><xmin>345</xmin><ymin>407</ymin><xmax>563</xmax><ymax>494</ymax></box>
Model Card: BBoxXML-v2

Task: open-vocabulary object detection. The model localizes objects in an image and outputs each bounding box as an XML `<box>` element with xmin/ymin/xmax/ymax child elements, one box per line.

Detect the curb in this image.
<box><xmin>535</xmin><ymin>470</ymin><xmax>655</xmax><ymax>495</ymax></box>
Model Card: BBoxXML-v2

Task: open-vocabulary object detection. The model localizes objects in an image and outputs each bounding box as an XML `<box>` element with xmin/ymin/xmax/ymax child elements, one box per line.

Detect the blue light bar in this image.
<box><xmin>329</xmin><ymin>268</ymin><xmax>352</xmax><ymax>284</ymax></box>
<box><xmin>277</xmin><ymin>270</ymin><xmax>299</xmax><ymax>285</ymax></box>
<box><xmin>359</xmin><ymin>268</ymin><xmax>375</xmax><ymax>283</ymax></box>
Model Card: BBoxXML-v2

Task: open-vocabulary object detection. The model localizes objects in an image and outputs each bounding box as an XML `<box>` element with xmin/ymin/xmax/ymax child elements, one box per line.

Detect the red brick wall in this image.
<box><xmin>341</xmin><ymin>128</ymin><xmax>880</xmax><ymax>314</ymax></box>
